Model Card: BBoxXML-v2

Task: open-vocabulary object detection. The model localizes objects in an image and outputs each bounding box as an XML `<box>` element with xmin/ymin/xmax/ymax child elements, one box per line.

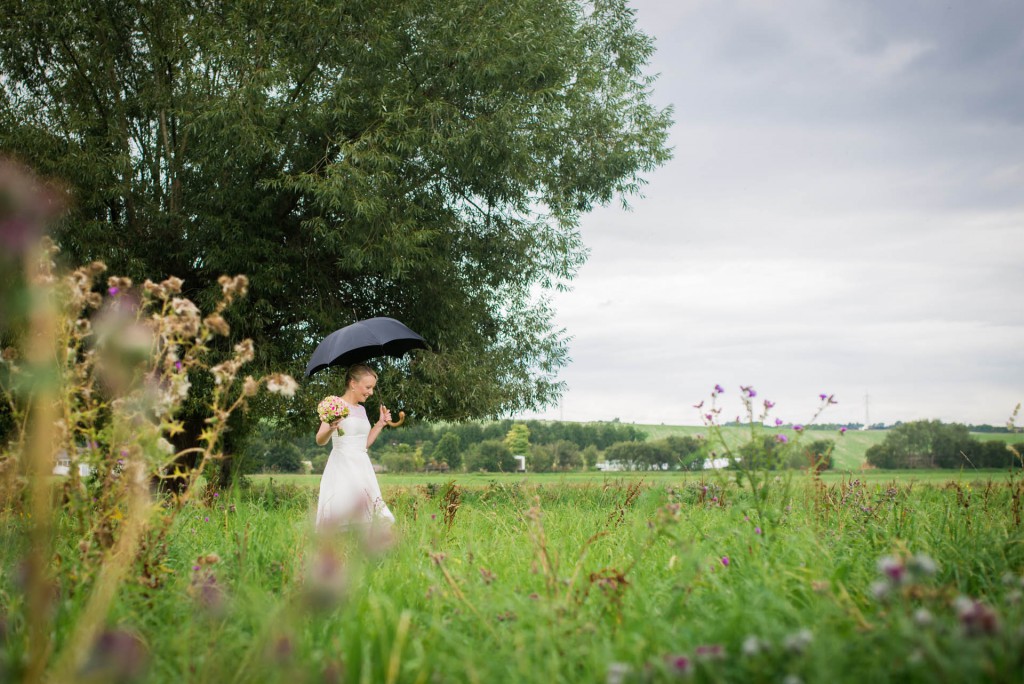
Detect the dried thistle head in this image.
<box><xmin>241</xmin><ymin>376</ymin><xmax>260</xmax><ymax>397</ymax></box>
<box><xmin>203</xmin><ymin>314</ymin><xmax>230</xmax><ymax>337</ymax></box>
<box><xmin>265</xmin><ymin>373</ymin><xmax>298</xmax><ymax>397</ymax></box>
<box><xmin>233</xmin><ymin>339</ymin><xmax>255</xmax><ymax>364</ymax></box>
<box><xmin>217</xmin><ymin>274</ymin><xmax>249</xmax><ymax>305</ymax></box>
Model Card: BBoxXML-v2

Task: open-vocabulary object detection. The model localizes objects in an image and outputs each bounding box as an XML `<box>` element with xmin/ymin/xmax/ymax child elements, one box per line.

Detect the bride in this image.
<box><xmin>314</xmin><ymin>364</ymin><xmax>396</xmax><ymax>530</ymax></box>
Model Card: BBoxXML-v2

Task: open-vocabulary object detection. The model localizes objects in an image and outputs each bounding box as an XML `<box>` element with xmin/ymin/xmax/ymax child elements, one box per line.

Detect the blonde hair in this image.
<box><xmin>344</xmin><ymin>364</ymin><xmax>377</xmax><ymax>389</ymax></box>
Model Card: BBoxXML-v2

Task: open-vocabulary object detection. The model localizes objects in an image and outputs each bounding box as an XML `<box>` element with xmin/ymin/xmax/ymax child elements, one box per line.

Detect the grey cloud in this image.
<box><xmin>521</xmin><ymin>0</ymin><xmax>1024</xmax><ymax>428</ymax></box>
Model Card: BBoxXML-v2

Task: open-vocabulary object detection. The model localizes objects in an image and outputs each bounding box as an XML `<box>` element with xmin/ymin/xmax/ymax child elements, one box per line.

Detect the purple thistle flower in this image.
<box><xmin>747</xmin><ymin>388</ymin><xmax>757</xmax><ymax>398</ymax></box>
<box><xmin>775</xmin><ymin>418</ymin><xmax>784</xmax><ymax>426</ymax></box>
<box><xmin>721</xmin><ymin>556</ymin><xmax>730</xmax><ymax>567</ymax></box>
<box><xmin>793</xmin><ymin>424</ymin><xmax>804</xmax><ymax>432</ymax></box>
<box><xmin>714</xmin><ymin>384</ymin><xmax>724</xmax><ymax>394</ymax></box>
<box><xmin>764</xmin><ymin>400</ymin><xmax>775</xmax><ymax>409</ymax></box>
<box><xmin>175</xmin><ymin>361</ymin><xmax>183</xmax><ymax>371</ymax></box>
<box><xmin>694</xmin><ymin>644</ymin><xmax>724</xmax><ymax>660</ymax></box>
<box><xmin>754</xmin><ymin>527</ymin><xmax>762</xmax><ymax>535</ymax></box>
<box><xmin>819</xmin><ymin>393</ymin><xmax>828</xmax><ymax>401</ymax></box>
<box><xmin>776</xmin><ymin>434</ymin><xmax>788</xmax><ymax>444</ymax></box>
<box><xmin>107</xmin><ymin>287</ymin><xmax>119</xmax><ymax>296</ymax></box>
<box><xmin>665</xmin><ymin>654</ymin><xmax>692</xmax><ymax>674</ymax></box>
<box><xmin>839</xmin><ymin>426</ymin><xmax>848</xmax><ymax>435</ymax></box>
<box><xmin>203</xmin><ymin>516</ymin><xmax>209</xmax><ymax>523</ymax></box>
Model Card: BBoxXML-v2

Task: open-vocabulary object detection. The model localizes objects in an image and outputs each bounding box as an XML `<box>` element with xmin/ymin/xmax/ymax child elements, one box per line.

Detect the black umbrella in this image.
<box><xmin>305</xmin><ymin>317</ymin><xmax>427</xmax><ymax>378</ymax></box>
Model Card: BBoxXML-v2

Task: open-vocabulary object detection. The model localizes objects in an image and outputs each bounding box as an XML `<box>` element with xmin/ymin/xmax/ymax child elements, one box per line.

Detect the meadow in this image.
<box><xmin>3</xmin><ymin>470</ymin><xmax>1022</xmax><ymax>683</ymax></box>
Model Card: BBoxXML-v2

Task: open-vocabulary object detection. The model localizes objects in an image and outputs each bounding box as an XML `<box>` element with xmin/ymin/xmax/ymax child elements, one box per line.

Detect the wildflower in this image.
<box><xmin>741</xmin><ymin>635</ymin><xmax>766</xmax><ymax>657</ymax></box>
<box><xmin>241</xmin><ymin>376</ymin><xmax>260</xmax><ymax>397</ymax></box>
<box><xmin>721</xmin><ymin>556</ymin><xmax>730</xmax><ymax>567</ymax></box>
<box><xmin>783</xmin><ymin>628</ymin><xmax>813</xmax><ymax>654</ymax></box>
<box><xmin>870</xmin><ymin>580</ymin><xmax>891</xmax><ymax>601</ymax></box>
<box><xmin>907</xmin><ymin>553</ymin><xmax>938</xmax><ymax>579</ymax></box>
<box><xmin>108</xmin><ymin>287</ymin><xmax>119</xmax><ymax>296</ymax></box>
<box><xmin>714</xmin><ymin>384</ymin><xmax>724</xmax><ymax>394</ymax></box>
<box><xmin>776</xmin><ymin>434</ymin><xmax>788</xmax><ymax>444</ymax></box>
<box><xmin>79</xmin><ymin>629</ymin><xmax>149</xmax><ymax>682</ymax></box>
<box><xmin>606</xmin><ymin>662</ymin><xmax>631</xmax><ymax>684</ymax></box>
<box><xmin>819</xmin><ymin>393</ymin><xmax>827</xmax><ymax>400</ymax></box>
<box><xmin>913</xmin><ymin>608</ymin><xmax>933</xmax><ymax>627</ymax></box>
<box><xmin>268</xmin><ymin>634</ymin><xmax>294</xmax><ymax>664</ymax></box>
<box><xmin>775</xmin><ymin>418</ymin><xmax>784</xmax><ymax>427</ymax></box>
<box><xmin>0</xmin><ymin>158</ymin><xmax>67</xmax><ymax>255</ymax></box>
<box><xmin>161</xmin><ymin>276</ymin><xmax>184</xmax><ymax>294</ymax></box>
<box><xmin>305</xmin><ymin>546</ymin><xmax>348</xmax><ymax>610</ymax></box>
<box><xmin>694</xmin><ymin>644</ymin><xmax>724</xmax><ymax>660</ymax></box>
<box><xmin>664</xmin><ymin>654</ymin><xmax>692</xmax><ymax>675</ymax></box>
<box><xmin>877</xmin><ymin>555</ymin><xmax>905</xmax><ymax>584</ymax></box>
<box><xmin>754</xmin><ymin>527</ymin><xmax>762</xmax><ymax>535</ymax></box>
<box><xmin>764</xmin><ymin>400</ymin><xmax>775</xmax><ymax>409</ymax></box>
<box><xmin>839</xmin><ymin>426</ymin><xmax>848</xmax><ymax>435</ymax></box>
<box><xmin>204</xmin><ymin>314</ymin><xmax>230</xmax><ymax>336</ymax></box>
<box><xmin>218</xmin><ymin>274</ymin><xmax>249</xmax><ymax>300</ymax></box>
<box><xmin>955</xmin><ymin>597</ymin><xmax>1000</xmax><ymax>636</ymax></box>
<box><xmin>189</xmin><ymin>559</ymin><xmax>227</xmax><ymax>617</ymax></box>
<box><xmin>266</xmin><ymin>373</ymin><xmax>299</xmax><ymax>397</ymax></box>
<box><xmin>793</xmin><ymin>424</ymin><xmax>804</xmax><ymax>432</ymax></box>
<box><xmin>233</xmin><ymin>339</ymin><xmax>255</xmax><ymax>363</ymax></box>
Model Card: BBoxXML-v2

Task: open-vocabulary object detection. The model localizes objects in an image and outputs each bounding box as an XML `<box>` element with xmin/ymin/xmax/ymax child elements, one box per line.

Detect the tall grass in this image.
<box><xmin>3</xmin><ymin>474</ymin><xmax>1021</xmax><ymax>682</ymax></box>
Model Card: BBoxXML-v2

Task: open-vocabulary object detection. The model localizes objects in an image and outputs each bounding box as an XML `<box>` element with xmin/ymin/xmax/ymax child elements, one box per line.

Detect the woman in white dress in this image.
<box><xmin>314</xmin><ymin>365</ymin><xmax>396</xmax><ymax>530</ymax></box>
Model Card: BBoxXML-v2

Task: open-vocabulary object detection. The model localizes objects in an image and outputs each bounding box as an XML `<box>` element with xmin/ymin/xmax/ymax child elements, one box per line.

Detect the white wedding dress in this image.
<box><xmin>315</xmin><ymin>404</ymin><xmax>395</xmax><ymax>530</ymax></box>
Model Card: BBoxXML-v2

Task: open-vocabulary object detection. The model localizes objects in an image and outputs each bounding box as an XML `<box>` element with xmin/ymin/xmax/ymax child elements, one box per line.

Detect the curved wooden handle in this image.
<box><xmin>386</xmin><ymin>410</ymin><xmax>406</xmax><ymax>428</ymax></box>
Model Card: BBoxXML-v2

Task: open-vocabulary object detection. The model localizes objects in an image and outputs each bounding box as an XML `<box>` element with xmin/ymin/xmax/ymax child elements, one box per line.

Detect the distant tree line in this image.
<box><xmin>242</xmin><ymin>419</ymin><xmax>648</xmax><ymax>474</ymax></box>
<box><xmin>244</xmin><ymin>417</ymin><xmax>1022</xmax><ymax>475</ymax></box>
<box><xmin>866</xmin><ymin>421</ymin><xmax>1022</xmax><ymax>469</ymax></box>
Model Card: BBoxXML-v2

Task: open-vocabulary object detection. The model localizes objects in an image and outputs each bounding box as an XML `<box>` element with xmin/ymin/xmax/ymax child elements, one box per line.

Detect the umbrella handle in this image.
<box><xmin>386</xmin><ymin>410</ymin><xmax>406</xmax><ymax>428</ymax></box>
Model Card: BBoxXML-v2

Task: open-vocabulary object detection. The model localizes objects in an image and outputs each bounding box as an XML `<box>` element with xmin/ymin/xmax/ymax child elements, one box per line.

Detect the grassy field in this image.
<box><xmin>632</xmin><ymin>424</ymin><xmax>885</xmax><ymax>470</ymax></box>
<box><xmin>254</xmin><ymin>468</ymin><xmax>1023</xmax><ymax>491</ymax></box>
<box><xmin>3</xmin><ymin>471</ymin><xmax>1023</xmax><ymax>682</ymax></box>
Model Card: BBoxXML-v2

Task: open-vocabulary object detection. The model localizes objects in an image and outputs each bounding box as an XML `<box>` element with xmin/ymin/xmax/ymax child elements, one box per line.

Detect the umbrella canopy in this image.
<box><xmin>305</xmin><ymin>317</ymin><xmax>428</xmax><ymax>378</ymax></box>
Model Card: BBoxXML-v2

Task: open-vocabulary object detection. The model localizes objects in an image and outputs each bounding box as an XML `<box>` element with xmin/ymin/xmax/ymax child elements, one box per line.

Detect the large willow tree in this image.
<box><xmin>0</xmin><ymin>0</ymin><xmax>671</xmax><ymax>422</ymax></box>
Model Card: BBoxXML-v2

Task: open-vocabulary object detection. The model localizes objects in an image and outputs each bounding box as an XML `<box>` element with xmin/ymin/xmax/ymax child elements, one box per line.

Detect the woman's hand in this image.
<box><xmin>377</xmin><ymin>404</ymin><xmax>392</xmax><ymax>426</ymax></box>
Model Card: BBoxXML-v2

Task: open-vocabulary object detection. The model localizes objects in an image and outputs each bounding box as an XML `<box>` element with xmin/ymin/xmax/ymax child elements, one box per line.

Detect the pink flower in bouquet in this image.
<box><xmin>317</xmin><ymin>396</ymin><xmax>350</xmax><ymax>435</ymax></box>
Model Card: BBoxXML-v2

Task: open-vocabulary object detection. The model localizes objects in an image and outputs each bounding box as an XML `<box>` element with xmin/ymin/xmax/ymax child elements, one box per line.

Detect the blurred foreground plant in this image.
<box><xmin>0</xmin><ymin>159</ymin><xmax>296</xmax><ymax>681</ymax></box>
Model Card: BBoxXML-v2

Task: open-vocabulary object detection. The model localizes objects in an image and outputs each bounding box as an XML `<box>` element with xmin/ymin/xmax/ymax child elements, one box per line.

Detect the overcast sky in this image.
<box><xmin>520</xmin><ymin>0</ymin><xmax>1024</xmax><ymax>428</ymax></box>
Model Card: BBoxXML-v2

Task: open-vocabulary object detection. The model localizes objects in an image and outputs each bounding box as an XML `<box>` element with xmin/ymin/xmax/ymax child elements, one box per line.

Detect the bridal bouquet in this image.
<box><xmin>317</xmin><ymin>395</ymin><xmax>350</xmax><ymax>434</ymax></box>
